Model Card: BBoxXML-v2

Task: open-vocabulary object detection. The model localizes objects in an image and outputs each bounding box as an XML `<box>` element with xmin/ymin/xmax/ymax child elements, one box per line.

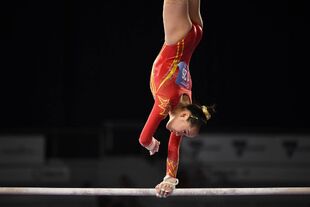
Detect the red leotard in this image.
<box><xmin>139</xmin><ymin>23</ymin><xmax>203</xmax><ymax>178</ymax></box>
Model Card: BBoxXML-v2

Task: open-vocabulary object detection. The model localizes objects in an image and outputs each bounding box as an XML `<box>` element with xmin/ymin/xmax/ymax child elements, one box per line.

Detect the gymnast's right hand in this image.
<box><xmin>155</xmin><ymin>176</ymin><xmax>179</xmax><ymax>198</ymax></box>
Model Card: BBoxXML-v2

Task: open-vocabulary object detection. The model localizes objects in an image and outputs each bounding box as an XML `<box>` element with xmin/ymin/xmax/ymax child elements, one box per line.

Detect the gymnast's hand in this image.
<box><xmin>148</xmin><ymin>137</ymin><xmax>160</xmax><ymax>156</ymax></box>
<box><xmin>155</xmin><ymin>176</ymin><xmax>179</xmax><ymax>198</ymax></box>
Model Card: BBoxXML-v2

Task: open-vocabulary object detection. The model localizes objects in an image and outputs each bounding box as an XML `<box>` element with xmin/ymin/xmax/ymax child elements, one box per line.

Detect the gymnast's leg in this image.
<box><xmin>188</xmin><ymin>0</ymin><xmax>203</xmax><ymax>27</ymax></box>
<box><xmin>163</xmin><ymin>0</ymin><xmax>192</xmax><ymax>45</ymax></box>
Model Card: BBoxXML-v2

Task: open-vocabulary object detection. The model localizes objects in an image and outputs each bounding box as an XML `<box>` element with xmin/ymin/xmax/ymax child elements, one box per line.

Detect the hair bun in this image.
<box><xmin>202</xmin><ymin>105</ymin><xmax>211</xmax><ymax>120</ymax></box>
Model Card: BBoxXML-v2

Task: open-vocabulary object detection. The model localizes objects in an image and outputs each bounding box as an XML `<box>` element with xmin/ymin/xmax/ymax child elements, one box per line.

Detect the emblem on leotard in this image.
<box><xmin>175</xmin><ymin>61</ymin><xmax>190</xmax><ymax>89</ymax></box>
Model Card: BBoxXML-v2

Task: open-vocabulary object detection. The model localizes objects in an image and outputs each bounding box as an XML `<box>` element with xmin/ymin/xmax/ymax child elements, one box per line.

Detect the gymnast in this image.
<box><xmin>139</xmin><ymin>0</ymin><xmax>215</xmax><ymax>198</ymax></box>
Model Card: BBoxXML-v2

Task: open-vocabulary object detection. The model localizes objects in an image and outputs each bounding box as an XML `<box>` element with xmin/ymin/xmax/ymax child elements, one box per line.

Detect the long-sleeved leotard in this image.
<box><xmin>139</xmin><ymin>23</ymin><xmax>203</xmax><ymax>178</ymax></box>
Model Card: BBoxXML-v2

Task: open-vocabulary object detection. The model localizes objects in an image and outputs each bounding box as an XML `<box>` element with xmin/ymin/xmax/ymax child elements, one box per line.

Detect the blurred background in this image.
<box><xmin>0</xmin><ymin>0</ymin><xmax>309</xmax><ymax>206</ymax></box>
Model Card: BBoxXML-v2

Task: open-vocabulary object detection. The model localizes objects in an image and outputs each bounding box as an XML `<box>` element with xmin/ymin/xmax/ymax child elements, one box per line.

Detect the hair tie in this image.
<box><xmin>202</xmin><ymin>105</ymin><xmax>211</xmax><ymax>120</ymax></box>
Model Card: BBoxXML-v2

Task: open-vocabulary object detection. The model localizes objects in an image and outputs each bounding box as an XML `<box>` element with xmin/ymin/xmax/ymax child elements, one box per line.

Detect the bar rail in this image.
<box><xmin>0</xmin><ymin>187</ymin><xmax>310</xmax><ymax>196</ymax></box>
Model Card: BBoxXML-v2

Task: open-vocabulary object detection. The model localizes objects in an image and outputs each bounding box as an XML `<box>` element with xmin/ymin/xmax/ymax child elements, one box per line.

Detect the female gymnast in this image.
<box><xmin>139</xmin><ymin>0</ymin><xmax>214</xmax><ymax>198</ymax></box>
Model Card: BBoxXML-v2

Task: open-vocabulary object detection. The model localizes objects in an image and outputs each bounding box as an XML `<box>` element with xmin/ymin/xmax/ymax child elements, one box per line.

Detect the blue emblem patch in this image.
<box><xmin>175</xmin><ymin>61</ymin><xmax>190</xmax><ymax>89</ymax></box>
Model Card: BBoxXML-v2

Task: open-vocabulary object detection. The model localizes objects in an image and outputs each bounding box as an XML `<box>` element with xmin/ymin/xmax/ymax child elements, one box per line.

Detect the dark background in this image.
<box><xmin>0</xmin><ymin>0</ymin><xmax>308</xmax><ymax>132</ymax></box>
<box><xmin>0</xmin><ymin>1</ymin><xmax>310</xmax><ymax>206</ymax></box>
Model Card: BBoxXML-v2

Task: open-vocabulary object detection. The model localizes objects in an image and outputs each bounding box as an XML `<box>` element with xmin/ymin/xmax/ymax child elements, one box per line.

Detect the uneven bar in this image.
<box><xmin>0</xmin><ymin>187</ymin><xmax>310</xmax><ymax>196</ymax></box>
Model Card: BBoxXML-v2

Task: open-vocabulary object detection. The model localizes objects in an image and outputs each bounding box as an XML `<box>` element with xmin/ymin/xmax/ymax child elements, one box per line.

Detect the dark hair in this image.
<box><xmin>185</xmin><ymin>104</ymin><xmax>216</xmax><ymax>127</ymax></box>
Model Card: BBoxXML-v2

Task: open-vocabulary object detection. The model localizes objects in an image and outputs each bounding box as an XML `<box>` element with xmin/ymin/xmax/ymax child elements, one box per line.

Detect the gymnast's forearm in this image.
<box><xmin>166</xmin><ymin>133</ymin><xmax>182</xmax><ymax>178</ymax></box>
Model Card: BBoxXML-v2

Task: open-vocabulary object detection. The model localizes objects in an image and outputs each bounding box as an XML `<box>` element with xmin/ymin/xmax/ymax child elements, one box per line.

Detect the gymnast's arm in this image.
<box><xmin>166</xmin><ymin>132</ymin><xmax>182</xmax><ymax>178</ymax></box>
<box><xmin>155</xmin><ymin>133</ymin><xmax>182</xmax><ymax>198</ymax></box>
<box><xmin>139</xmin><ymin>100</ymin><xmax>166</xmax><ymax>155</ymax></box>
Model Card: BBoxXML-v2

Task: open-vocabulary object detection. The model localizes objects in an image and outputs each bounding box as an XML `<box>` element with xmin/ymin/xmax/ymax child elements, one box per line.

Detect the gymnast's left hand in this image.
<box><xmin>155</xmin><ymin>176</ymin><xmax>179</xmax><ymax>198</ymax></box>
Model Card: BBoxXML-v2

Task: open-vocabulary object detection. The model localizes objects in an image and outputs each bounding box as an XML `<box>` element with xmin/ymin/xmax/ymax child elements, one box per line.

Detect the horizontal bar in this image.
<box><xmin>0</xmin><ymin>187</ymin><xmax>310</xmax><ymax>196</ymax></box>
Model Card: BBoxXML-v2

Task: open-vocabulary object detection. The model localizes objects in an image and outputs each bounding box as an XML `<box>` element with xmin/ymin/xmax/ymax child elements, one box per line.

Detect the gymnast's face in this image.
<box><xmin>166</xmin><ymin>111</ymin><xmax>199</xmax><ymax>138</ymax></box>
